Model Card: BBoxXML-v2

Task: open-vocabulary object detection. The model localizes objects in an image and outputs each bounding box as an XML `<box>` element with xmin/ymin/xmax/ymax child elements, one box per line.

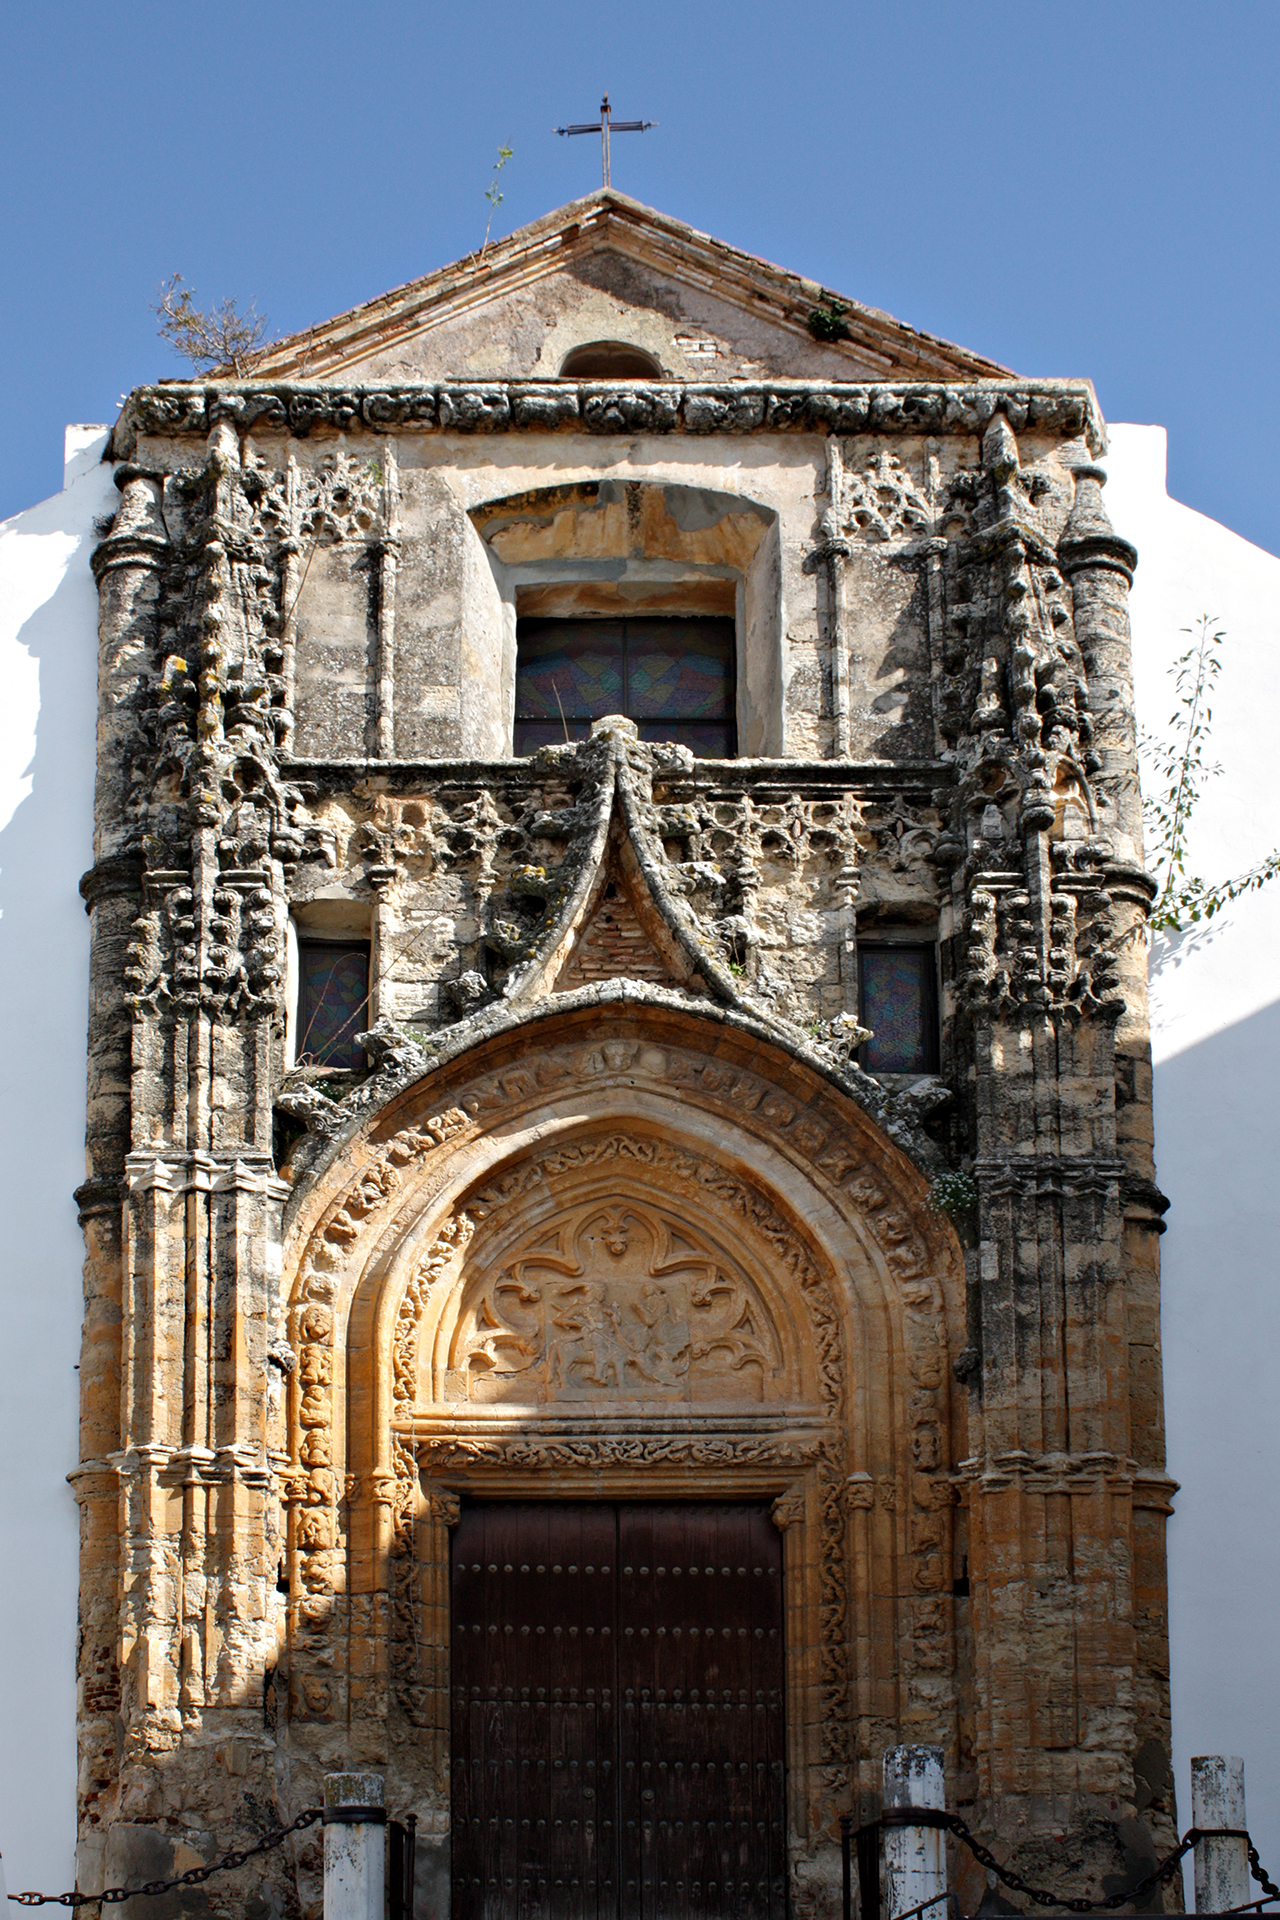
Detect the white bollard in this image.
<box><xmin>883</xmin><ymin>1745</ymin><xmax>948</xmax><ymax>1920</ymax></box>
<box><xmin>324</xmin><ymin>1771</ymin><xmax>386</xmax><ymax>1920</ymax></box>
<box><xmin>1192</xmin><ymin>1755</ymin><xmax>1251</xmax><ymax>1914</ymax></box>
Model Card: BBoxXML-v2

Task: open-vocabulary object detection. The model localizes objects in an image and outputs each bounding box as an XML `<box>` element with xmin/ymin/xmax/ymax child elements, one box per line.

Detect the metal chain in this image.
<box><xmin>8</xmin><ymin>1809</ymin><xmax>322</xmax><ymax>1907</ymax></box>
<box><xmin>1248</xmin><ymin>1840</ymin><xmax>1280</xmax><ymax>1905</ymax></box>
<box><xmin>11</xmin><ymin>1806</ymin><xmax>1279</xmax><ymax>1915</ymax></box>
<box><xmin>943</xmin><ymin>1812</ymin><xmax>1196</xmax><ymax>1913</ymax></box>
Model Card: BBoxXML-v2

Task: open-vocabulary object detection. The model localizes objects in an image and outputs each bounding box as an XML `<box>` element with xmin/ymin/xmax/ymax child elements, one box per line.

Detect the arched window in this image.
<box><xmin>559</xmin><ymin>341</ymin><xmax>663</xmax><ymax>379</ymax></box>
<box><xmin>514</xmin><ymin>616</ymin><xmax>736</xmax><ymax>757</ymax></box>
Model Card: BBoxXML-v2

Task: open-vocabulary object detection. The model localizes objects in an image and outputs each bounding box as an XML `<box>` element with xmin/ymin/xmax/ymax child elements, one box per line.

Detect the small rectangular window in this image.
<box><xmin>514</xmin><ymin>616</ymin><xmax>736</xmax><ymax>757</ymax></box>
<box><xmin>858</xmin><ymin>944</ymin><xmax>939</xmax><ymax>1076</ymax></box>
<box><xmin>296</xmin><ymin>941</ymin><xmax>370</xmax><ymax>1070</ymax></box>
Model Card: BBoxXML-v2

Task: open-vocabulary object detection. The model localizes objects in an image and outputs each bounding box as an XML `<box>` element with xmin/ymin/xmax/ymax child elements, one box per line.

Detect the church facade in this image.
<box><xmin>75</xmin><ymin>191</ymin><xmax>1175</xmax><ymax>1917</ymax></box>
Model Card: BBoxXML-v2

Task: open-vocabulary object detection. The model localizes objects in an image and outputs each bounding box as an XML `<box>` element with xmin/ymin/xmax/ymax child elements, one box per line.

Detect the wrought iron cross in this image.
<box><xmin>555</xmin><ymin>94</ymin><xmax>656</xmax><ymax>187</ymax></box>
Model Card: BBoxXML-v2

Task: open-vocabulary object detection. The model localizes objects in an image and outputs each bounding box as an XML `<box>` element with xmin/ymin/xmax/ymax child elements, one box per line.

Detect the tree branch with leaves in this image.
<box><xmin>1140</xmin><ymin>615</ymin><xmax>1280</xmax><ymax>931</ymax></box>
<box><xmin>153</xmin><ymin>274</ymin><xmax>270</xmax><ymax>375</ymax></box>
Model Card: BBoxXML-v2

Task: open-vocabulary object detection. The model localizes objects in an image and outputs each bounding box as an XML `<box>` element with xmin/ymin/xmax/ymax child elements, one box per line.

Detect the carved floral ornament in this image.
<box><xmin>445</xmin><ymin>1198</ymin><xmax>783</xmax><ymax>1406</ymax></box>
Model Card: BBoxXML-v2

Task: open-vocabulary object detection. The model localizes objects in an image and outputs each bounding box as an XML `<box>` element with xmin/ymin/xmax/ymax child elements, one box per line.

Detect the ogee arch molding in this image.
<box><xmin>279</xmin><ymin>1001</ymin><xmax>966</xmax><ymax>1862</ymax></box>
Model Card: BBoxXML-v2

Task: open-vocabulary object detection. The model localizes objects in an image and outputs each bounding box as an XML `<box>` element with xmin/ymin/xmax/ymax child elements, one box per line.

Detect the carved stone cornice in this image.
<box><xmin>956</xmin><ymin>1451</ymin><xmax>1177</xmax><ymax>1503</ymax></box>
<box><xmin>1058</xmin><ymin>529</ymin><xmax>1138</xmax><ymax>583</ymax></box>
<box><xmin>1122</xmin><ymin>1172</ymin><xmax>1172</xmax><ymax>1233</ymax></box>
<box><xmin>109</xmin><ymin>376</ymin><xmax>1105</xmax><ymax>459</ymax></box>
<box><xmin>67</xmin><ymin>1459</ymin><xmax>119</xmax><ymax>1500</ymax></box>
<box><xmin>1058</xmin><ymin>463</ymin><xmax>1138</xmax><ymax>583</ymax></box>
<box><xmin>409</xmin><ymin>1428</ymin><xmax>834</xmax><ymax>1474</ymax></box>
<box><xmin>974</xmin><ymin>1154</ymin><xmax>1126</xmax><ymax>1199</ymax></box>
<box><xmin>90</xmin><ymin>531</ymin><xmax>170</xmax><ymax>579</ymax></box>
<box><xmin>90</xmin><ymin>465</ymin><xmax>170</xmax><ymax>578</ymax></box>
<box><xmin>281</xmin><ymin>753</ymin><xmax>955</xmax><ymax>801</ymax></box>
<box><xmin>123</xmin><ymin>1149</ymin><xmax>289</xmax><ymax>1201</ymax></box>
<box><xmin>98</xmin><ymin>1444</ymin><xmax>276</xmax><ymax>1489</ymax></box>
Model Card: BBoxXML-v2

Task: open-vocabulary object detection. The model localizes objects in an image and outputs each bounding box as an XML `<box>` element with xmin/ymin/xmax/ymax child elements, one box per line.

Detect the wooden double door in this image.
<box><xmin>450</xmin><ymin>1502</ymin><xmax>786</xmax><ymax>1920</ymax></box>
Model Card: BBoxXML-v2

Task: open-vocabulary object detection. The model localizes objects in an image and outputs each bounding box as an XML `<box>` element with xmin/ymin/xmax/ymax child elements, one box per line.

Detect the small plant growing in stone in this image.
<box><xmin>807</xmin><ymin>297</ymin><xmax>852</xmax><ymax>343</ymax></box>
<box><xmin>153</xmin><ymin>273</ymin><xmax>270</xmax><ymax>375</ymax></box>
<box><xmin>480</xmin><ymin>145</ymin><xmax>513</xmax><ymax>256</ymax></box>
<box><xmin>929</xmin><ymin>1171</ymin><xmax>978</xmax><ymax>1235</ymax></box>
<box><xmin>1140</xmin><ymin>616</ymin><xmax>1280</xmax><ymax>931</ymax></box>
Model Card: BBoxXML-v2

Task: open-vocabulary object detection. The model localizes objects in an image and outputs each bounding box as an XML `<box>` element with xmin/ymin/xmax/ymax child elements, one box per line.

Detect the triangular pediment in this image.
<box><xmin>247</xmin><ymin>190</ymin><xmax>1011</xmax><ymax>385</ymax></box>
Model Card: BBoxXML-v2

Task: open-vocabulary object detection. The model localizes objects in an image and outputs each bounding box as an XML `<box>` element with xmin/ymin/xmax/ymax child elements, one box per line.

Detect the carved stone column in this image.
<box><xmin>84</xmin><ymin>425</ymin><xmax>300</xmax><ymax>1898</ymax></box>
<box><xmin>76</xmin><ymin>471</ymin><xmax>169</xmax><ymax>1868</ymax></box>
<box><xmin>1059</xmin><ymin>459</ymin><xmax>1175</xmax><ymax>1850</ymax></box>
<box><xmin>805</xmin><ymin>436</ymin><xmax>853</xmax><ymax>758</ymax></box>
<box><xmin>944</xmin><ymin>411</ymin><xmax>1174</xmax><ymax>1893</ymax></box>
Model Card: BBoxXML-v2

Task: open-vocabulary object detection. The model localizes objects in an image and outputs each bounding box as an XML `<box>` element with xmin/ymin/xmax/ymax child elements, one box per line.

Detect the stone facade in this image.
<box><xmin>74</xmin><ymin>191</ymin><xmax>1175</xmax><ymax>1915</ymax></box>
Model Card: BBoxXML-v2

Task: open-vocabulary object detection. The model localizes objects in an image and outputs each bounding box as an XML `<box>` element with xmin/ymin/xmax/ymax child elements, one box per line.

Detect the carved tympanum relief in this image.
<box><xmin>446</xmin><ymin>1200</ymin><xmax>780</xmax><ymax>1403</ymax></box>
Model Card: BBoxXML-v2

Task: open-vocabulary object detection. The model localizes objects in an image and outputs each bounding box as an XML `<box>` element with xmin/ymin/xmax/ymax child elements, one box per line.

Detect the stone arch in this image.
<box><xmin>279</xmin><ymin>1001</ymin><xmax>965</xmax><ymax>1894</ymax></box>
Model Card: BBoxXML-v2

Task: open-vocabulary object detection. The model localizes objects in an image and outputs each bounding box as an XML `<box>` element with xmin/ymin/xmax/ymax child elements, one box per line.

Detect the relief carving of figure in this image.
<box><xmin>446</xmin><ymin>1201</ymin><xmax>779</xmax><ymax>1403</ymax></box>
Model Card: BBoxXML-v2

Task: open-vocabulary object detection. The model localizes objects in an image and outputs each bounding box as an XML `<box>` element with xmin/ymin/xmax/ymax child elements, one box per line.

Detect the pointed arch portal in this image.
<box><xmin>280</xmin><ymin>999</ymin><xmax>965</xmax><ymax>1911</ymax></box>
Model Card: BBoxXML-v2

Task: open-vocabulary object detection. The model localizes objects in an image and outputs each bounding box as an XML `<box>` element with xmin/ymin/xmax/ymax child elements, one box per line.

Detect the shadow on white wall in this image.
<box><xmin>1157</xmin><ymin>996</ymin><xmax>1280</xmax><ymax>1881</ymax></box>
<box><xmin>0</xmin><ymin>430</ymin><xmax>114</xmax><ymax>1894</ymax></box>
<box><xmin>1108</xmin><ymin>422</ymin><xmax>1280</xmax><ymax>1880</ymax></box>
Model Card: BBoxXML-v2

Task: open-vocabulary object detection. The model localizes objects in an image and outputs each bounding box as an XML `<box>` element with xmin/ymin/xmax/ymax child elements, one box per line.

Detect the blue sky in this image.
<box><xmin>3</xmin><ymin>0</ymin><xmax>1277</xmax><ymax>554</ymax></box>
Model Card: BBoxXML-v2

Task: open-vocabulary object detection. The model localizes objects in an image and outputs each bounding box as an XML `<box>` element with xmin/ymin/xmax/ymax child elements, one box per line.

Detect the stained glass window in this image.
<box><xmin>514</xmin><ymin>617</ymin><xmax>736</xmax><ymax>757</ymax></box>
<box><xmin>296</xmin><ymin>941</ymin><xmax>370</xmax><ymax>1070</ymax></box>
<box><xmin>858</xmin><ymin>945</ymin><xmax>938</xmax><ymax>1075</ymax></box>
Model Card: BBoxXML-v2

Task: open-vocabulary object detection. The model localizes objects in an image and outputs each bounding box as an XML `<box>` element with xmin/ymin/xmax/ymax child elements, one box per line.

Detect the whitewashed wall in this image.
<box><xmin>0</xmin><ymin>429</ymin><xmax>114</xmax><ymax>1894</ymax></box>
<box><xmin>0</xmin><ymin>421</ymin><xmax>1276</xmax><ymax>1894</ymax></box>
<box><xmin>1107</xmin><ymin>423</ymin><xmax>1280</xmax><ymax>1881</ymax></box>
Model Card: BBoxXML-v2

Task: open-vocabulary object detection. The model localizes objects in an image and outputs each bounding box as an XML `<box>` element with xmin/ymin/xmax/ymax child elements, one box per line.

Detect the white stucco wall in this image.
<box><xmin>0</xmin><ymin>428</ymin><xmax>115</xmax><ymax>1894</ymax></box>
<box><xmin>1107</xmin><ymin>423</ymin><xmax>1280</xmax><ymax>1878</ymax></box>
<box><xmin>0</xmin><ymin>420</ymin><xmax>1276</xmax><ymax>1893</ymax></box>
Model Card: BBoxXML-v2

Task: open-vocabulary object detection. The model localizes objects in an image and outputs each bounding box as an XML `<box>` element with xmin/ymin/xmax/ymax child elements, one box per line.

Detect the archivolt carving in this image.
<box><xmin>296</xmin><ymin>1030</ymin><xmax>958</xmax><ymax>1359</ymax></box>
<box><xmin>316</xmin><ymin>1105</ymin><xmax>474</xmax><ymax>1251</ymax></box>
<box><xmin>286</xmin><ymin>1112</ymin><xmax>474</xmax><ymax>1608</ymax></box>
<box><xmin>390</xmin><ymin>1212</ymin><xmax>475</xmax><ymax>1407</ymax></box>
<box><xmin>283</xmin><ymin>1014</ymin><xmax>963</xmax><ymax>1771</ymax></box>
